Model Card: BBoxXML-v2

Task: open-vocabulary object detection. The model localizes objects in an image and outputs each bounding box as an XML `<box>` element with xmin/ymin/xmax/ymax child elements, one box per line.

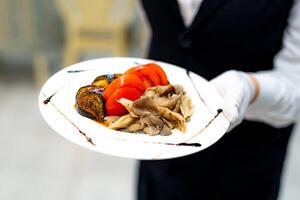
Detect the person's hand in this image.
<box><xmin>210</xmin><ymin>70</ymin><xmax>259</xmax><ymax>132</ymax></box>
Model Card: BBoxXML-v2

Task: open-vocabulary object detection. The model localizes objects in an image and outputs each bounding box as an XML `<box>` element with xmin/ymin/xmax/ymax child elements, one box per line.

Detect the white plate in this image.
<box><xmin>38</xmin><ymin>57</ymin><xmax>229</xmax><ymax>160</ymax></box>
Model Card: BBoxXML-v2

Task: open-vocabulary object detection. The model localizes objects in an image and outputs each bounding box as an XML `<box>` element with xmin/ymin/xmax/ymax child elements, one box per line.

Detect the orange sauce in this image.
<box><xmin>96</xmin><ymin>120</ymin><xmax>109</xmax><ymax>127</ymax></box>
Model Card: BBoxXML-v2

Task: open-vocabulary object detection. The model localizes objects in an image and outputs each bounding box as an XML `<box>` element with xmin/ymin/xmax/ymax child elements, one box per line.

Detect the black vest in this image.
<box><xmin>142</xmin><ymin>0</ymin><xmax>294</xmax><ymax>79</ymax></box>
<box><xmin>138</xmin><ymin>1</ymin><xmax>295</xmax><ymax>200</ymax></box>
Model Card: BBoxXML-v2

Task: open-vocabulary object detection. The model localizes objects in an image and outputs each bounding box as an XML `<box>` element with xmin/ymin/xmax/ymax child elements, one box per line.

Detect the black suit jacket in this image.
<box><xmin>138</xmin><ymin>1</ymin><xmax>295</xmax><ymax>200</ymax></box>
<box><xmin>142</xmin><ymin>0</ymin><xmax>294</xmax><ymax>79</ymax></box>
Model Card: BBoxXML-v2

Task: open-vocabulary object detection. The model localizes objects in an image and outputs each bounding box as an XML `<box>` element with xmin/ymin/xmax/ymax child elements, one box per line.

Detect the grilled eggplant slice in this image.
<box><xmin>75</xmin><ymin>86</ymin><xmax>105</xmax><ymax>121</ymax></box>
<box><xmin>91</xmin><ymin>74</ymin><xmax>122</xmax><ymax>88</ymax></box>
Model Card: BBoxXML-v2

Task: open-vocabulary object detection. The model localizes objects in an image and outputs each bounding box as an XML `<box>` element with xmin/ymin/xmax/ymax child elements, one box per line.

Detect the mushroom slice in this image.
<box><xmin>144</xmin><ymin>85</ymin><xmax>174</xmax><ymax>96</ymax></box>
<box><xmin>118</xmin><ymin>98</ymin><xmax>139</xmax><ymax>118</ymax></box>
<box><xmin>104</xmin><ymin>116</ymin><xmax>120</xmax><ymax>126</ymax></box>
<box><xmin>180</xmin><ymin>95</ymin><xmax>193</xmax><ymax>120</ymax></box>
<box><xmin>132</xmin><ymin>97</ymin><xmax>158</xmax><ymax>116</ymax></box>
<box><xmin>173</xmin><ymin>98</ymin><xmax>181</xmax><ymax>113</ymax></box>
<box><xmin>118</xmin><ymin>98</ymin><xmax>133</xmax><ymax>111</ymax></box>
<box><xmin>160</xmin><ymin>125</ymin><xmax>172</xmax><ymax>136</ymax></box>
<box><xmin>174</xmin><ymin>84</ymin><xmax>184</xmax><ymax>94</ymax></box>
<box><xmin>142</xmin><ymin>89</ymin><xmax>156</xmax><ymax>98</ymax></box>
<box><xmin>108</xmin><ymin>114</ymin><xmax>135</xmax><ymax>130</ymax></box>
<box><xmin>157</xmin><ymin>106</ymin><xmax>186</xmax><ymax>132</ymax></box>
<box><xmin>162</xmin><ymin>118</ymin><xmax>174</xmax><ymax>129</ymax></box>
<box><xmin>140</xmin><ymin>115</ymin><xmax>164</xmax><ymax>130</ymax></box>
<box><xmin>127</xmin><ymin>123</ymin><xmax>144</xmax><ymax>132</ymax></box>
<box><xmin>154</xmin><ymin>92</ymin><xmax>183</xmax><ymax>110</ymax></box>
<box><xmin>143</xmin><ymin>126</ymin><xmax>160</xmax><ymax>136</ymax></box>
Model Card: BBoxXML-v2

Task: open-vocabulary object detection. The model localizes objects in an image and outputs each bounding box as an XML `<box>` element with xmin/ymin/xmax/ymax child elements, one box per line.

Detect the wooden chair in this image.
<box><xmin>0</xmin><ymin>0</ymin><xmax>49</xmax><ymax>87</ymax></box>
<box><xmin>55</xmin><ymin>0</ymin><xmax>136</xmax><ymax>67</ymax></box>
<box><xmin>0</xmin><ymin>0</ymin><xmax>35</xmax><ymax>52</ymax></box>
<box><xmin>0</xmin><ymin>0</ymin><xmax>10</xmax><ymax>48</ymax></box>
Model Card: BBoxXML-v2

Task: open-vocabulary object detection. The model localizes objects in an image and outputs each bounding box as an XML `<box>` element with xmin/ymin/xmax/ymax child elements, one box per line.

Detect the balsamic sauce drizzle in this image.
<box><xmin>202</xmin><ymin>109</ymin><xmax>223</xmax><ymax>132</ymax></box>
<box><xmin>184</xmin><ymin>69</ymin><xmax>225</xmax><ymax>142</ymax></box>
<box><xmin>43</xmin><ymin>87</ymin><xmax>63</xmax><ymax>105</ymax></box>
<box><xmin>42</xmin><ymin>93</ymin><xmax>95</xmax><ymax>146</ymax></box>
<box><xmin>186</xmin><ymin>70</ymin><xmax>211</xmax><ymax>110</ymax></box>
<box><xmin>114</xmin><ymin>137</ymin><xmax>201</xmax><ymax>147</ymax></box>
<box><xmin>44</xmin><ymin>67</ymin><xmax>92</xmax><ymax>104</ymax></box>
<box><xmin>67</xmin><ymin>69</ymin><xmax>88</xmax><ymax>73</ymax></box>
<box><xmin>43</xmin><ymin>67</ymin><xmax>63</xmax><ymax>103</ymax></box>
<box><xmin>147</xmin><ymin>141</ymin><xmax>201</xmax><ymax>147</ymax></box>
<box><xmin>176</xmin><ymin>143</ymin><xmax>201</xmax><ymax>147</ymax></box>
<box><xmin>43</xmin><ymin>93</ymin><xmax>55</xmax><ymax>104</ymax></box>
<box><xmin>183</xmin><ymin>109</ymin><xmax>223</xmax><ymax>144</ymax></box>
<box><xmin>134</xmin><ymin>61</ymin><xmax>143</xmax><ymax>65</ymax></box>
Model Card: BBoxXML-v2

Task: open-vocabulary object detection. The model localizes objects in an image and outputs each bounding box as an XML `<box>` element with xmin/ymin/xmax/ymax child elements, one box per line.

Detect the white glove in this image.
<box><xmin>210</xmin><ymin>70</ymin><xmax>256</xmax><ymax>132</ymax></box>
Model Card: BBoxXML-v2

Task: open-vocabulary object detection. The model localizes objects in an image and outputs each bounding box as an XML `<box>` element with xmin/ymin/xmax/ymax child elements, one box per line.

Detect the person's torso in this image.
<box><xmin>139</xmin><ymin>2</ymin><xmax>295</xmax><ymax>199</ymax></box>
<box><xmin>141</xmin><ymin>0</ymin><xmax>294</xmax><ymax>79</ymax></box>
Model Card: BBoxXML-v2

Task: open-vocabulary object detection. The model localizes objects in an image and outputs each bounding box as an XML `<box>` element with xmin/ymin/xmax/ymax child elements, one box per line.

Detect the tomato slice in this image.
<box><xmin>125</xmin><ymin>65</ymin><xmax>161</xmax><ymax>87</ymax></box>
<box><xmin>105</xmin><ymin>87</ymin><xmax>142</xmax><ymax>116</ymax></box>
<box><xmin>103</xmin><ymin>74</ymin><xmax>144</xmax><ymax>101</ymax></box>
<box><xmin>141</xmin><ymin>79</ymin><xmax>152</xmax><ymax>89</ymax></box>
<box><xmin>143</xmin><ymin>63</ymin><xmax>169</xmax><ymax>85</ymax></box>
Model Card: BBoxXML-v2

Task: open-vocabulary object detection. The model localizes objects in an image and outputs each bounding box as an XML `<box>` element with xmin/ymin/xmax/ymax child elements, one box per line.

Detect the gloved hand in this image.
<box><xmin>210</xmin><ymin>70</ymin><xmax>258</xmax><ymax>132</ymax></box>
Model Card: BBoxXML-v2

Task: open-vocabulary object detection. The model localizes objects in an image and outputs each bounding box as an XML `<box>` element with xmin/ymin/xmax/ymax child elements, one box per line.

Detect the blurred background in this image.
<box><xmin>0</xmin><ymin>0</ymin><xmax>299</xmax><ymax>199</ymax></box>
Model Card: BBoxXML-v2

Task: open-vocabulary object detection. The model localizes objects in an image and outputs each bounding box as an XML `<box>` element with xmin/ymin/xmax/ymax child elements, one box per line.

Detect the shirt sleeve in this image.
<box><xmin>245</xmin><ymin>0</ymin><xmax>300</xmax><ymax>127</ymax></box>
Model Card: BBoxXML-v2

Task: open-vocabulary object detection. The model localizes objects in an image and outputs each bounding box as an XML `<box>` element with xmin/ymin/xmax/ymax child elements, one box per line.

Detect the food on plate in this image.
<box><xmin>75</xmin><ymin>73</ymin><xmax>120</xmax><ymax>121</ymax></box>
<box><xmin>108</xmin><ymin>85</ymin><xmax>193</xmax><ymax>136</ymax></box>
<box><xmin>108</xmin><ymin>114</ymin><xmax>135</xmax><ymax>130</ymax></box>
<box><xmin>142</xmin><ymin>63</ymin><xmax>169</xmax><ymax>85</ymax></box>
<box><xmin>75</xmin><ymin>86</ymin><xmax>105</xmax><ymax>121</ymax></box>
<box><xmin>91</xmin><ymin>74</ymin><xmax>121</xmax><ymax>88</ymax></box>
<box><xmin>75</xmin><ymin>63</ymin><xmax>193</xmax><ymax>136</ymax></box>
<box><xmin>105</xmin><ymin>86</ymin><xmax>142</xmax><ymax>116</ymax></box>
<box><xmin>125</xmin><ymin>64</ymin><xmax>161</xmax><ymax>87</ymax></box>
<box><xmin>103</xmin><ymin>74</ymin><xmax>145</xmax><ymax>101</ymax></box>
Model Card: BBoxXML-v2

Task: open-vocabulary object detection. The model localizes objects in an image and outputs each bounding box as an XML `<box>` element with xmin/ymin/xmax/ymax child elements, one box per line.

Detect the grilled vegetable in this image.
<box><xmin>91</xmin><ymin>74</ymin><xmax>122</xmax><ymax>88</ymax></box>
<box><xmin>75</xmin><ymin>86</ymin><xmax>105</xmax><ymax>121</ymax></box>
<box><xmin>75</xmin><ymin>63</ymin><xmax>172</xmax><ymax>125</ymax></box>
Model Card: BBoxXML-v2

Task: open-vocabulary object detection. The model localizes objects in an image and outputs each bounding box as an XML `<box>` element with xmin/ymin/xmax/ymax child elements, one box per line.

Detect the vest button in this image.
<box><xmin>179</xmin><ymin>38</ymin><xmax>192</xmax><ymax>49</ymax></box>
